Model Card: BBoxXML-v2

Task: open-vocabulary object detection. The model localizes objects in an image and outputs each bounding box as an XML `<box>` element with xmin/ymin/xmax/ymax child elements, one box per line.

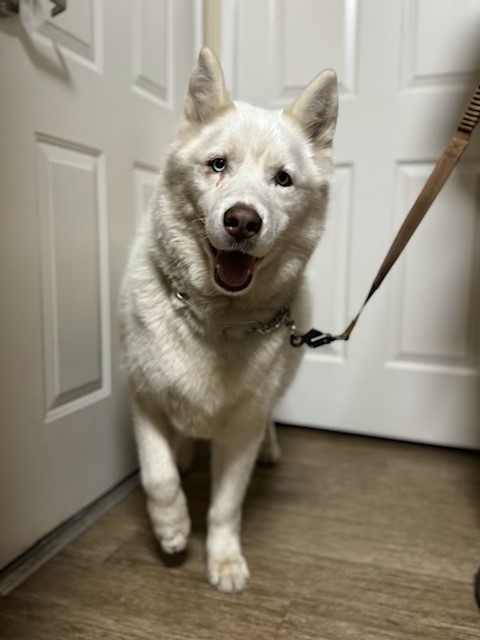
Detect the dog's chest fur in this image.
<box><xmin>163</xmin><ymin>334</ymin><xmax>291</xmax><ymax>438</ymax></box>
<box><xmin>121</xmin><ymin>257</ymin><xmax>303</xmax><ymax>440</ymax></box>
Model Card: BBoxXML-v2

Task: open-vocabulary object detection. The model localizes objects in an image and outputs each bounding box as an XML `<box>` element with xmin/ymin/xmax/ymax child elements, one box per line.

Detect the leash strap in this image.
<box><xmin>291</xmin><ymin>83</ymin><xmax>480</xmax><ymax>349</ymax></box>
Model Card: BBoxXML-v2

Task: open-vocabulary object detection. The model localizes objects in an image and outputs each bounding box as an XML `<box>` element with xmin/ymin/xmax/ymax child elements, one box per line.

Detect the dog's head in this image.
<box><xmin>161</xmin><ymin>48</ymin><xmax>338</xmax><ymax>299</ymax></box>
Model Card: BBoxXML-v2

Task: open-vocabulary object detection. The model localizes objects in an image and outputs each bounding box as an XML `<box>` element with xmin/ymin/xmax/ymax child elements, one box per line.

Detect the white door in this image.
<box><xmin>0</xmin><ymin>0</ymin><xmax>198</xmax><ymax>568</ymax></box>
<box><xmin>220</xmin><ymin>0</ymin><xmax>480</xmax><ymax>448</ymax></box>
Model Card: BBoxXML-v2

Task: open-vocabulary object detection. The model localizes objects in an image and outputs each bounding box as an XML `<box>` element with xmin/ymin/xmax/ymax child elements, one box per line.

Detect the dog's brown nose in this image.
<box><xmin>223</xmin><ymin>205</ymin><xmax>262</xmax><ymax>240</ymax></box>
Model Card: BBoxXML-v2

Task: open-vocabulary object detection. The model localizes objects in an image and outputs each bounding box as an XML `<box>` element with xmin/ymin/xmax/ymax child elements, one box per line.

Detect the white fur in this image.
<box><xmin>119</xmin><ymin>48</ymin><xmax>338</xmax><ymax>593</ymax></box>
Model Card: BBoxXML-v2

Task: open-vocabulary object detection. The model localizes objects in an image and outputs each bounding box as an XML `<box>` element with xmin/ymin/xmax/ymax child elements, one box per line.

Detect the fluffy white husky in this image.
<box><xmin>119</xmin><ymin>48</ymin><xmax>337</xmax><ymax>593</ymax></box>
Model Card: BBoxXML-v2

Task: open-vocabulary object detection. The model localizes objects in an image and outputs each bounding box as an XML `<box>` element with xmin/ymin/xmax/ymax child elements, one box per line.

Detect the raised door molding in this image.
<box><xmin>221</xmin><ymin>0</ymin><xmax>358</xmax><ymax>105</ymax></box>
<box><xmin>401</xmin><ymin>0</ymin><xmax>480</xmax><ymax>89</ymax></box>
<box><xmin>36</xmin><ymin>137</ymin><xmax>111</xmax><ymax>422</ymax></box>
<box><xmin>387</xmin><ymin>161</ymin><xmax>480</xmax><ymax>375</ymax></box>
<box><xmin>131</xmin><ymin>0</ymin><xmax>174</xmax><ymax>109</ymax></box>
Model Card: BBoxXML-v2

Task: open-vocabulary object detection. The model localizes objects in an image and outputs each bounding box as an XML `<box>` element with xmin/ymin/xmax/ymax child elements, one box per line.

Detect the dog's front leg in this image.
<box><xmin>133</xmin><ymin>400</ymin><xmax>190</xmax><ymax>554</ymax></box>
<box><xmin>207</xmin><ymin>423</ymin><xmax>264</xmax><ymax>593</ymax></box>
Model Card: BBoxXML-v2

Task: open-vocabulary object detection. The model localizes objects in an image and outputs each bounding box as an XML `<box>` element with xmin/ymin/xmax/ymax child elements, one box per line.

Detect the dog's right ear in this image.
<box><xmin>185</xmin><ymin>48</ymin><xmax>233</xmax><ymax>124</ymax></box>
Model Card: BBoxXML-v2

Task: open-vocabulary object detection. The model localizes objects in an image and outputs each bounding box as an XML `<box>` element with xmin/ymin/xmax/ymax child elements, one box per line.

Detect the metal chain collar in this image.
<box><xmin>175</xmin><ymin>291</ymin><xmax>341</xmax><ymax>347</ymax></box>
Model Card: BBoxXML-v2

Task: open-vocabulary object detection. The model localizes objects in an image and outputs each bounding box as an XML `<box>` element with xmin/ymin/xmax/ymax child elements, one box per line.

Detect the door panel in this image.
<box><xmin>37</xmin><ymin>140</ymin><xmax>110</xmax><ymax>420</ymax></box>
<box><xmin>389</xmin><ymin>162</ymin><xmax>480</xmax><ymax>369</ymax></box>
<box><xmin>132</xmin><ymin>0</ymin><xmax>172</xmax><ymax>106</ymax></box>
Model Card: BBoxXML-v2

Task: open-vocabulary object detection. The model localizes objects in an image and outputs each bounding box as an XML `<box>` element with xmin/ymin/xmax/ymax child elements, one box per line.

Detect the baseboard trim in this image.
<box><xmin>0</xmin><ymin>471</ymin><xmax>139</xmax><ymax>597</ymax></box>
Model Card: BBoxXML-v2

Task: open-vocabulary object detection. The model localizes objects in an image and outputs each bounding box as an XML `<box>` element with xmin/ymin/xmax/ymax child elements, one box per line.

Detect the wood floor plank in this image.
<box><xmin>0</xmin><ymin>427</ymin><xmax>479</xmax><ymax>639</ymax></box>
<box><xmin>276</xmin><ymin>557</ymin><xmax>479</xmax><ymax>640</ymax></box>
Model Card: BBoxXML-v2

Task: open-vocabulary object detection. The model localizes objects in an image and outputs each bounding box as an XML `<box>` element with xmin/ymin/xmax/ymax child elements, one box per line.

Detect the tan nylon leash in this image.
<box><xmin>290</xmin><ymin>83</ymin><xmax>480</xmax><ymax>348</ymax></box>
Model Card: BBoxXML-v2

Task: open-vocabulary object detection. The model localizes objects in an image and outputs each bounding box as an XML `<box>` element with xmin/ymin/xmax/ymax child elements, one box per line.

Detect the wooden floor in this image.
<box><xmin>0</xmin><ymin>426</ymin><xmax>479</xmax><ymax>639</ymax></box>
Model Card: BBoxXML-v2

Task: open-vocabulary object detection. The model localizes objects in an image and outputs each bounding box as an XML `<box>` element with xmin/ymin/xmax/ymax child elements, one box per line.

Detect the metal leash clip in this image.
<box><xmin>289</xmin><ymin>328</ymin><xmax>343</xmax><ymax>348</ymax></box>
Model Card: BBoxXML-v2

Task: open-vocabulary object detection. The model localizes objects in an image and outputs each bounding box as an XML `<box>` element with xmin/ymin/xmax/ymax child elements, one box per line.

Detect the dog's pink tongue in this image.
<box><xmin>216</xmin><ymin>251</ymin><xmax>256</xmax><ymax>288</ymax></box>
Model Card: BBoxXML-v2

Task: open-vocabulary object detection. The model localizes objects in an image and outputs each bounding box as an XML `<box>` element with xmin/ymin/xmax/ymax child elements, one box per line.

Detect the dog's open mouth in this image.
<box><xmin>209</xmin><ymin>245</ymin><xmax>259</xmax><ymax>292</ymax></box>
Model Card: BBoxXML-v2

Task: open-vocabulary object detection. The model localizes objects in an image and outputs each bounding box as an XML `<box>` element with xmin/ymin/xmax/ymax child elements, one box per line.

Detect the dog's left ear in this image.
<box><xmin>185</xmin><ymin>48</ymin><xmax>233</xmax><ymax>124</ymax></box>
<box><xmin>285</xmin><ymin>69</ymin><xmax>338</xmax><ymax>147</ymax></box>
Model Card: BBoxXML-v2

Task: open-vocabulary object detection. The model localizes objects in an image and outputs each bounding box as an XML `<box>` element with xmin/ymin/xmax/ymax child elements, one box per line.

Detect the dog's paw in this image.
<box><xmin>207</xmin><ymin>553</ymin><xmax>250</xmax><ymax>593</ymax></box>
<box><xmin>159</xmin><ymin>525</ymin><xmax>190</xmax><ymax>554</ymax></box>
<box><xmin>148</xmin><ymin>495</ymin><xmax>191</xmax><ymax>555</ymax></box>
<box><xmin>155</xmin><ymin>512</ymin><xmax>191</xmax><ymax>554</ymax></box>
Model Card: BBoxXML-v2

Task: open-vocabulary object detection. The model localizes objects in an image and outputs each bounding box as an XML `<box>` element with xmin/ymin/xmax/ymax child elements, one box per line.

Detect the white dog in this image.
<box><xmin>119</xmin><ymin>48</ymin><xmax>337</xmax><ymax>593</ymax></box>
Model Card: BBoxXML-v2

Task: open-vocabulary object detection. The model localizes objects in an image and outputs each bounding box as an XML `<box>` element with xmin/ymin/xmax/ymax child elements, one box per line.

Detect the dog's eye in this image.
<box><xmin>209</xmin><ymin>157</ymin><xmax>227</xmax><ymax>173</ymax></box>
<box><xmin>274</xmin><ymin>170</ymin><xmax>293</xmax><ymax>187</ymax></box>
